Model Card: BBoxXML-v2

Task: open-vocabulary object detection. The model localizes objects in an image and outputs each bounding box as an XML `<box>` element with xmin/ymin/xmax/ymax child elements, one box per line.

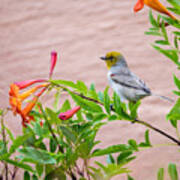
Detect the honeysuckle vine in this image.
<box><xmin>134</xmin><ymin>0</ymin><xmax>178</xmax><ymax>20</ymax></box>
<box><xmin>51</xmin><ymin>82</ymin><xmax>180</xmax><ymax>147</ymax></box>
<box><xmin>2</xmin><ymin>1</ymin><xmax>180</xmax><ymax>178</ymax></box>
<box><xmin>8</xmin><ymin>52</ymin><xmax>58</xmax><ymax>127</ymax></box>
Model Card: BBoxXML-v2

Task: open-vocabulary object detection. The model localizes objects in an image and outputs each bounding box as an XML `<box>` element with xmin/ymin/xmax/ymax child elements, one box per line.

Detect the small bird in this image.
<box><xmin>100</xmin><ymin>51</ymin><xmax>173</xmax><ymax>102</ymax></box>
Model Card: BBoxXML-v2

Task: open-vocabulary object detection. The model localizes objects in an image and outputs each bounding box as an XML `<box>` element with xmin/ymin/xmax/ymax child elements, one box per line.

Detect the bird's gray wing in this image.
<box><xmin>110</xmin><ymin>70</ymin><xmax>151</xmax><ymax>94</ymax></box>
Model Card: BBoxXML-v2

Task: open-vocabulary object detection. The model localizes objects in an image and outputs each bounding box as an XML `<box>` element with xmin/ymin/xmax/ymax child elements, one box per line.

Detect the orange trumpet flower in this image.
<box><xmin>9</xmin><ymin>51</ymin><xmax>59</xmax><ymax>127</ymax></box>
<box><xmin>9</xmin><ymin>82</ymin><xmax>48</xmax><ymax>127</ymax></box>
<box><xmin>20</xmin><ymin>87</ymin><xmax>47</xmax><ymax>127</ymax></box>
<box><xmin>15</xmin><ymin>79</ymin><xmax>46</xmax><ymax>89</ymax></box>
<box><xmin>134</xmin><ymin>0</ymin><xmax>177</xmax><ymax>20</ymax></box>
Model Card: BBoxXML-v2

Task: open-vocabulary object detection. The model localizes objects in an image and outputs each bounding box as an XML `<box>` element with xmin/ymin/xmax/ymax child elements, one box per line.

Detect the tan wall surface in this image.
<box><xmin>0</xmin><ymin>0</ymin><xmax>179</xmax><ymax>179</ymax></box>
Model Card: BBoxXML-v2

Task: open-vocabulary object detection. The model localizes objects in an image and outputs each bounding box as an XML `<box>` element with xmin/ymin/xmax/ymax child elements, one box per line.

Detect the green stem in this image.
<box><xmin>1</xmin><ymin>109</ymin><xmax>8</xmax><ymax>180</ymax></box>
<box><xmin>39</xmin><ymin>104</ymin><xmax>64</xmax><ymax>153</ymax></box>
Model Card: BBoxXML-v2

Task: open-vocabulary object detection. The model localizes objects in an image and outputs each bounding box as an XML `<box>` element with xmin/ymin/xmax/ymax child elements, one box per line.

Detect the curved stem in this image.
<box><xmin>53</xmin><ymin>83</ymin><xmax>180</xmax><ymax>146</ymax></box>
<box><xmin>133</xmin><ymin>118</ymin><xmax>180</xmax><ymax>146</ymax></box>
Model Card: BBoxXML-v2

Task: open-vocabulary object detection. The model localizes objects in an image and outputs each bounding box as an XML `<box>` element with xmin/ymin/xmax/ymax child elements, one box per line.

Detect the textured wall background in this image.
<box><xmin>0</xmin><ymin>0</ymin><xmax>179</xmax><ymax>179</ymax></box>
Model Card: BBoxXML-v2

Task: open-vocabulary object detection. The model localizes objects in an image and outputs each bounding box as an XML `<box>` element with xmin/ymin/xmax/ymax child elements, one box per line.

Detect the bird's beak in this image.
<box><xmin>100</xmin><ymin>56</ymin><xmax>107</xmax><ymax>61</ymax></box>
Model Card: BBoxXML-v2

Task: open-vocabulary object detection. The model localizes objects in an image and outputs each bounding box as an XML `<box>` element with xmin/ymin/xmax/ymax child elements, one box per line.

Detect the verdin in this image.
<box><xmin>100</xmin><ymin>51</ymin><xmax>172</xmax><ymax>102</ymax></box>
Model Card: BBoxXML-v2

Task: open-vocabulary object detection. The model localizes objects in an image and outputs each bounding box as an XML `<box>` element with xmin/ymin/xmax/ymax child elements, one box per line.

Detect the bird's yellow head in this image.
<box><xmin>100</xmin><ymin>51</ymin><xmax>124</xmax><ymax>69</ymax></box>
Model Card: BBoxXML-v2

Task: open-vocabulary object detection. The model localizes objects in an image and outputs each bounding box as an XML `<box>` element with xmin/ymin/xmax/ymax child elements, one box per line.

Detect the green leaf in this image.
<box><xmin>53</xmin><ymin>90</ymin><xmax>61</xmax><ymax>110</ymax></box>
<box><xmin>5</xmin><ymin>127</ymin><xmax>14</xmax><ymax>141</ymax></box>
<box><xmin>167</xmin><ymin>0</ymin><xmax>180</xmax><ymax>7</ymax></box>
<box><xmin>104</xmin><ymin>87</ymin><xmax>111</xmax><ymax>114</ymax></box>
<box><xmin>128</xmin><ymin>175</ymin><xmax>135</xmax><ymax>180</ymax></box>
<box><xmin>128</xmin><ymin>139</ymin><xmax>138</xmax><ymax>151</ymax></box>
<box><xmin>69</xmin><ymin>91</ymin><xmax>103</xmax><ymax>112</ymax></box>
<box><xmin>149</xmin><ymin>9</ymin><xmax>158</xmax><ymax>27</ymax></box>
<box><xmin>45</xmin><ymin>107</ymin><xmax>59</xmax><ymax>125</ymax></box>
<box><xmin>59</xmin><ymin>126</ymin><xmax>77</xmax><ymax>144</ymax></box>
<box><xmin>113</xmin><ymin>92</ymin><xmax>130</xmax><ymax>119</ymax></box>
<box><xmin>152</xmin><ymin>45</ymin><xmax>179</xmax><ymax>64</ymax></box>
<box><xmin>161</xmin><ymin>16</ymin><xmax>180</xmax><ymax>28</ymax></box>
<box><xmin>18</xmin><ymin>147</ymin><xmax>56</xmax><ymax>164</ymax></box>
<box><xmin>85</xmin><ymin>112</ymin><xmax>94</xmax><ymax>120</ymax></box>
<box><xmin>145</xmin><ymin>130</ymin><xmax>151</xmax><ymax>146</ymax></box>
<box><xmin>92</xmin><ymin>144</ymin><xmax>131</xmax><ymax>157</ymax></box>
<box><xmin>161</xmin><ymin>21</ymin><xmax>168</xmax><ymax>41</ymax></box>
<box><xmin>129</xmin><ymin>101</ymin><xmax>141</xmax><ymax>119</ymax></box>
<box><xmin>0</xmin><ymin>141</ymin><xmax>7</xmax><ymax>156</ymax></box>
<box><xmin>155</xmin><ymin>40</ymin><xmax>170</xmax><ymax>45</ymax></box>
<box><xmin>93</xmin><ymin>113</ymin><xmax>107</xmax><ymax>121</ymax></box>
<box><xmin>33</xmin><ymin>122</ymin><xmax>43</xmax><ymax>137</ymax></box>
<box><xmin>168</xmin><ymin>8</ymin><xmax>180</xmax><ymax>15</ymax></box>
<box><xmin>173</xmin><ymin>90</ymin><xmax>180</xmax><ymax>96</ymax></box>
<box><xmin>117</xmin><ymin>151</ymin><xmax>133</xmax><ymax>164</ymax></box>
<box><xmin>24</xmin><ymin>171</ymin><xmax>30</xmax><ymax>180</ymax></box>
<box><xmin>49</xmin><ymin>137</ymin><xmax>57</xmax><ymax>153</ymax></box>
<box><xmin>76</xmin><ymin>80</ymin><xmax>88</xmax><ymax>94</ymax></box>
<box><xmin>45</xmin><ymin>167</ymin><xmax>66</xmax><ymax>180</ymax></box>
<box><xmin>32</xmin><ymin>174</ymin><xmax>38</xmax><ymax>180</ymax></box>
<box><xmin>50</xmin><ymin>79</ymin><xmax>77</xmax><ymax>89</ymax></box>
<box><xmin>167</xmin><ymin>99</ymin><xmax>180</xmax><ymax>128</ymax></box>
<box><xmin>157</xmin><ymin>168</ymin><xmax>164</xmax><ymax>180</ymax></box>
<box><xmin>9</xmin><ymin>133</ymin><xmax>32</xmax><ymax>154</ymax></box>
<box><xmin>174</xmin><ymin>75</ymin><xmax>180</xmax><ymax>90</ymax></box>
<box><xmin>36</xmin><ymin>163</ymin><xmax>44</xmax><ymax>177</ymax></box>
<box><xmin>173</xmin><ymin>31</ymin><xmax>180</xmax><ymax>36</ymax></box>
<box><xmin>88</xmin><ymin>83</ymin><xmax>98</xmax><ymax>100</ymax></box>
<box><xmin>108</xmin><ymin>114</ymin><xmax>118</xmax><ymax>121</ymax></box>
<box><xmin>174</xmin><ymin>36</ymin><xmax>179</xmax><ymax>49</ymax></box>
<box><xmin>145</xmin><ymin>31</ymin><xmax>162</xmax><ymax>36</ymax></box>
<box><xmin>60</xmin><ymin>100</ymin><xmax>71</xmax><ymax>112</ymax></box>
<box><xmin>107</xmin><ymin>154</ymin><xmax>115</xmax><ymax>164</ymax></box>
<box><xmin>5</xmin><ymin>159</ymin><xmax>35</xmax><ymax>173</ymax></box>
<box><xmin>98</xmin><ymin>91</ymin><xmax>104</xmax><ymax>103</ymax></box>
<box><xmin>0</xmin><ymin>109</ymin><xmax>3</xmax><ymax>116</ymax></box>
<box><xmin>95</xmin><ymin>161</ymin><xmax>131</xmax><ymax>178</ymax></box>
<box><xmin>168</xmin><ymin>163</ymin><xmax>178</xmax><ymax>180</ymax></box>
<box><xmin>139</xmin><ymin>142</ymin><xmax>151</xmax><ymax>147</ymax></box>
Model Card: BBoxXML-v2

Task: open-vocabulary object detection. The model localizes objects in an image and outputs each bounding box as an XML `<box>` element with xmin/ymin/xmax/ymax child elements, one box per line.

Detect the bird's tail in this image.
<box><xmin>152</xmin><ymin>93</ymin><xmax>174</xmax><ymax>103</ymax></box>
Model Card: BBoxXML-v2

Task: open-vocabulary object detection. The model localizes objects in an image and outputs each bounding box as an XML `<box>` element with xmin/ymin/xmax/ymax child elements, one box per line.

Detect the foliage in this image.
<box><xmin>0</xmin><ymin>0</ymin><xmax>180</xmax><ymax>180</ymax></box>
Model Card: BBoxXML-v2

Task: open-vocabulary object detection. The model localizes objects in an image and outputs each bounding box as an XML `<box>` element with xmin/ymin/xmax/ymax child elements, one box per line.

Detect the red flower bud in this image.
<box><xmin>59</xmin><ymin>106</ymin><xmax>81</xmax><ymax>120</ymax></box>
<box><xmin>14</xmin><ymin>79</ymin><xmax>46</xmax><ymax>89</ymax></box>
<box><xmin>49</xmin><ymin>51</ymin><xmax>57</xmax><ymax>78</ymax></box>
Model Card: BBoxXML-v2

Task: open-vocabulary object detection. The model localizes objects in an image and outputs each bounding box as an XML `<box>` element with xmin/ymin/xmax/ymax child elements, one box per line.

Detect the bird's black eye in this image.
<box><xmin>108</xmin><ymin>56</ymin><xmax>113</xmax><ymax>60</ymax></box>
<box><xmin>109</xmin><ymin>56</ymin><xmax>114</xmax><ymax>61</ymax></box>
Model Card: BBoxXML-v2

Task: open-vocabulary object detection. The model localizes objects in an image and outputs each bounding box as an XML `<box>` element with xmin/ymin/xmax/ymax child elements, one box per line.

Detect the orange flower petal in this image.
<box><xmin>22</xmin><ymin>97</ymin><xmax>38</xmax><ymax>117</ymax></box>
<box><xmin>9</xmin><ymin>96</ymin><xmax>21</xmax><ymax>115</ymax></box>
<box><xmin>19</xmin><ymin>83</ymin><xmax>48</xmax><ymax>100</ymax></box>
<box><xmin>22</xmin><ymin>86</ymin><xmax>47</xmax><ymax>116</ymax></box>
<box><xmin>134</xmin><ymin>0</ymin><xmax>144</xmax><ymax>12</ymax></box>
<box><xmin>144</xmin><ymin>0</ymin><xmax>176</xmax><ymax>19</ymax></box>
<box><xmin>9</xmin><ymin>84</ymin><xmax>19</xmax><ymax>97</ymax></box>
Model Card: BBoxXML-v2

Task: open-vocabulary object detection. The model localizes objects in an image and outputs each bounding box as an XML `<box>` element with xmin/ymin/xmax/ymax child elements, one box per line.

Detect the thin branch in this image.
<box><xmin>11</xmin><ymin>166</ymin><xmax>18</xmax><ymax>180</ymax></box>
<box><xmin>53</xmin><ymin>84</ymin><xmax>180</xmax><ymax>146</ymax></box>
<box><xmin>133</xmin><ymin>118</ymin><xmax>180</xmax><ymax>146</ymax></box>
<box><xmin>39</xmin><ymin>104</ymin><xmax>64</xmax><ymax>153</ymax></box>
<box><xmin>84</xmin><ymin>159</ymin><xmax>90</xmax><ymax>180</ymax></box>
<box><xmin>52</xmin><ymin>84</ymin><xmax>103</xmax><ymax>106</ymax></box>
<box><xmin>75</xmin><ymin>163</ymin><xmax>84</xmax><ymax>177</ymax></box>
